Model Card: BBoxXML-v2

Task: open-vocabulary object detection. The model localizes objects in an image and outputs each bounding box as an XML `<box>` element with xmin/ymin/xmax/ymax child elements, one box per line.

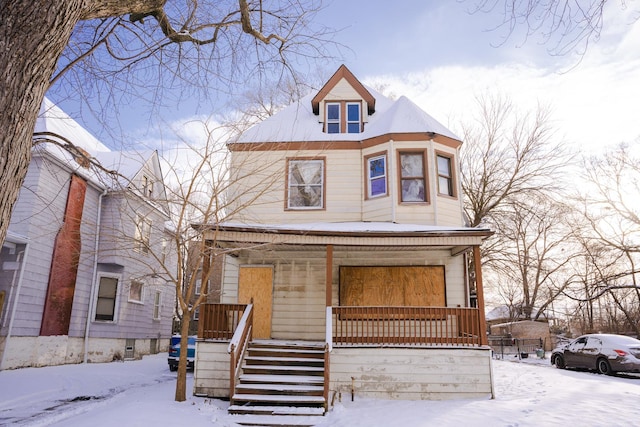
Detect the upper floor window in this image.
<box><xmin>142</xmin><ymin>175</ymin><xmax>153</xmax><ymax>198</ymax></box>
<box><xmin>326</xmin><ymin>103</ymin><xmax>340</xmax><ymax>133</ymax></box>
<box><xmin>287</xmin><ymin>158</ymin><xmax>325</xmax><ymax>210</ymax></box>
<box><xmin>436</xmin><ymin>153</ymin><xmax>455</xmax><ymax>197</ymax></box>
<box><xmin>347</xmin><ymin>103</ymin><xmax>361</xmax><ymax>133</ymax></box>
<box><xmin>135</xmin><ymin>214</ymin><xmax>152</xmax><ymax>254</ymax></box>
<box><xmin>399</xmin><ymin>151</ymin><xmax>427</xmax><ymax>203</ymax></box>
<box><xmin>129</xmin><ymin>280</ymin><xmax>143</xmax><ymax>303</ymax></box>
<box><xmin>366</xmin><ymin>154</ymin><xmax>387</xmax><ymax>198</ymax></box>
<box><xmin>324</xmin><ymin>101</ymin><xmax>362</xmax><ymax>134</ymax></box>
<box><xmin>153</xmin><ymin>291</ymin><xmax>162</xmax><ymax>320</ymax></box>
<box><xmin>95</xmin><ymin>276</ymin><xmax>119</xmax><ymax>322</ymax></box>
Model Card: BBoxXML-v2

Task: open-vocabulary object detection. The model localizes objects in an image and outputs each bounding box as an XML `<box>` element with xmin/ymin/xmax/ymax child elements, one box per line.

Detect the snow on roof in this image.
<box><xmin>237</xmin><ymin>86</ymin><xmax>460</xmax><ymax>143</ymax></box>
<box><xmin>32</xmin><ymin>98</ymin><xmax>153</xmax><ymax>190</ymax></box>
<box><xmin>35</xmin><ymin>98</ymin><xmax>111</xmax><ymax>155</ymax></box>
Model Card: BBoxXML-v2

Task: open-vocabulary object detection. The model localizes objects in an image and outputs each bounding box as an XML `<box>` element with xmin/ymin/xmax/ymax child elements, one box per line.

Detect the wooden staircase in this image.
<box><xmin>228</xmin><ymin>340</ymin><xmax>327</xmax><ymax>427</ymax></box>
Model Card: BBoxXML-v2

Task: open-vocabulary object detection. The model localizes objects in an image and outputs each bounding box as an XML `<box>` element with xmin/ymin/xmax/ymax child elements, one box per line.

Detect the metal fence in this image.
<box><xmin>489</xmin><ymin>336</ymin><xmax>545</xmax><ymax>359</ymax></box>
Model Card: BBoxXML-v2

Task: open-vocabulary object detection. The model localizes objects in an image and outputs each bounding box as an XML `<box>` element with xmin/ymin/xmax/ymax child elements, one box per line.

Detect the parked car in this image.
<box><xmin>551</xmin><ymin>334</ymin><xmax>640</xmax><ymax>375</ymax></box>
<box><xmin>168</xmin><ymin>335</ymin><xmax>196</xmax><ymax>372</ymax></box>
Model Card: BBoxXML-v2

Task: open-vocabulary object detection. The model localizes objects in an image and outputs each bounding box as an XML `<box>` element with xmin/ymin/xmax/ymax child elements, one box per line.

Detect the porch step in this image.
<box><xmin>230</xmin><ymin>340</ymin><xmax>326</xmax><ymax>425</ymax></box>
<box><xmin>239</xmin><ymin>374</ymin><xmax>324</xmax><ymax>385</ymax></box>
<box><xmin>228</xmin><ymin>413</ymin><xmax>321</xmax><ymax>427</ymax></box>
<box><xmin>235</xmin><ymin>383</ymin><xmax>324</xmax><ymax>395</ymax></box>
<box><xmin>241</xmin><ymin>364</ymin><xmax>324</xmax><ymax>376</ymax></box>
<box><xmin>244</xmin><ymin>356</ymin><xmax>324</xmax><ymax>367</ymax></box>
<box><xmin>228</xmin><ymin>405</ymin><xmax>325</xmax><ymax>416</ymax></box>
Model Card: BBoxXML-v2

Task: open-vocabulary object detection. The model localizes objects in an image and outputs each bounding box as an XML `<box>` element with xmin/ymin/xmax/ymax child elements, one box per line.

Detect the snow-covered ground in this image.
<box><xmin>1</xmin><ymin>353</ymin><xmax>639</xmax><ymax>426</ymax></box>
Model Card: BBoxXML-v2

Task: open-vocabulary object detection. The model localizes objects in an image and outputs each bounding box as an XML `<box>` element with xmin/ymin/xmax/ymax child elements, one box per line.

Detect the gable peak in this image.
<box><xmin>311</xmin><ymin>65</ymin><xmax>376</xmax><ymax>115</ymax></box>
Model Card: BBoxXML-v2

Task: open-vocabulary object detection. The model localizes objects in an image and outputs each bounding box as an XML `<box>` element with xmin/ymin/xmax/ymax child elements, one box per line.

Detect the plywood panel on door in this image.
<box><xmin>239</xmin><ymin>266</ymin><xmax>273</xmax><ymax>339</ymax></box>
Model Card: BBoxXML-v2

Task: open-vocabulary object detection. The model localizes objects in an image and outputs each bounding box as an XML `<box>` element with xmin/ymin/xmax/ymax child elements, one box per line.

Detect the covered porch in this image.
<box><xmin>193</xmin><ymin>222</ymin><xmax>494</xmax><ymax>403</ymax></box>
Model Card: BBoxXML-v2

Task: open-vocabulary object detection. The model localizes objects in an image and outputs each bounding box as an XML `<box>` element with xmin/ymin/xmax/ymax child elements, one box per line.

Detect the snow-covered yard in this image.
<box><xmin>1</xmin><ymin>352</ymin><xmax>639</xmax><ymax>426</ymax></box>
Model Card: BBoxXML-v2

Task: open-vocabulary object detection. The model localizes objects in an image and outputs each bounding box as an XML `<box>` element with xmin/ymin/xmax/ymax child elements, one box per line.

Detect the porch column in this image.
<box><xmin>325</xmin><ymin>244</ymin><xmax>333</xmax><ymax>307</ymax></box>
<box><xmin>198</xmin><ymin>239</ymin><xmax>213</xmax><ymax>338</ymax></box>
<box><xmin>473</xmin><ymin>245</ymin><xmax>488</xmax><ymax>346</ymax></box>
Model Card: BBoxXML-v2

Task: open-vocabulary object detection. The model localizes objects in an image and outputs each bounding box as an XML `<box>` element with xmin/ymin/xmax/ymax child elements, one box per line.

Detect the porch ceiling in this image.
<box><xmin>195</xmin><ymin>221</ymin><xmax>493</xmax><ymax>255</ymax></box>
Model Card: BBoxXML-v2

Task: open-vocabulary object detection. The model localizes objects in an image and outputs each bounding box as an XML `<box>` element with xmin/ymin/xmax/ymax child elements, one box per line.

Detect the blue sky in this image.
<box><xmin>50</xmin><ymin>1</ymin><xmax>640</xmax><ymax>152</ymax></box>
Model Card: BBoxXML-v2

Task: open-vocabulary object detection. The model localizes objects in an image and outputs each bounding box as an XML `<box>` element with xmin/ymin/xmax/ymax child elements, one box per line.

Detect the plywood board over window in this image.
<box><xmin>339</xmin><ymin>266</ymin><xmax>446</xmax><ymax>307</ymax></box>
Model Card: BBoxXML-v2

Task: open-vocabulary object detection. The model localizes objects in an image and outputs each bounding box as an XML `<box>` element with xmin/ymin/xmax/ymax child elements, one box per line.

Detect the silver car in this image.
<box><xmin>551</xmin><ymin>333</ymin><xmax>640</xmax><ymax>375</ymax></box>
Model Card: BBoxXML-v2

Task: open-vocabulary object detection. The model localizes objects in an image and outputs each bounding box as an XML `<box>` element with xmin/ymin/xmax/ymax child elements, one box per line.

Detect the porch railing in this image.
<box><xmin>199</xmin><ymin>303</ymin><xmax>248</xmax><ymax>340</ymax></box>
<box><xmin>332</xmin><ymin>306</ymin><xmax>482</xmax><ymax>347</ymax></box>
<box><xmin>227</xmin><ymin>304</ymin><xmax>253</xmax><ymax>398</ymax></box>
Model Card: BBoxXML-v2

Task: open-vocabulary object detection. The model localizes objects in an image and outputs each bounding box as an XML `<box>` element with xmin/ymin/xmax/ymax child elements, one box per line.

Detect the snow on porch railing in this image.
<box><xmin>332</xmin><ymin>306</ymin><xmax>481</xmax><ymax>347</ymax></box>
<box><xmin>227</xmin><ymin>304</ymin><xmax>253</xmax><ymax>400</ymax></box>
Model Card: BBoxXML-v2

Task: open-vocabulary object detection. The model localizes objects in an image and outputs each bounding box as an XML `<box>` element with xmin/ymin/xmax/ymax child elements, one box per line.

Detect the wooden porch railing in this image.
<box><xmin>227</xmin><ymin>304</ymin><xmax>253</xmax><ymax>399</ymax></box>
<box><xmin>332</xmin><ymin>306</ymin><xmax>482</xmax><ymax>346</ymax></box>
<box><xmin>199</xmin><ymin>303</ymin><xmax>248</xmax><ymax>340</ymax></box>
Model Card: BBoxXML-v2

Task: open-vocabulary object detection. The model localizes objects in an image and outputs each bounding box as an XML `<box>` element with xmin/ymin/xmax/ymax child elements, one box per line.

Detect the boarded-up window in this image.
<box><xmin>339</xmin><ymin>266</ymin><xmax>446</xmax><ymax>307</ymax></box>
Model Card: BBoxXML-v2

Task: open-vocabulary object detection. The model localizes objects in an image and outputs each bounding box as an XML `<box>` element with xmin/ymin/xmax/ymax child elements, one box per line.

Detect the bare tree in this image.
<box><xmin>460</xmin><ymin>93</ymin><xmax>569</xmax><ymax>229</ymax></box>
<box><xmin>467</xmin><ymin>0</ymin><xmax>638</xmax><ymax>56</ymax></box>
<box><xmin>0</xmin><ymin>0</ymin><xmax>331</xmax><ymax>248</ymax></box>
<box><xmin>566</xmin><ymin>144</ymin><xmax>640</xmax><ymax>336</ymax></box>
<box><xmin>488</xmin><ymin>195</ymin><xmax>579</xmax><ymax>320</ymax></box>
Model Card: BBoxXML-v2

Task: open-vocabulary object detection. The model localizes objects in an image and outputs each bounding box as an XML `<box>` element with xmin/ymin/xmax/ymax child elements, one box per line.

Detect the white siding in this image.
<box><xmin>193</xmin><ymin>341</ymin><xmax>231</xmax><ymax>398</ymax></box>
<box><xmin>330</xmin><ymin>347</ymin><xmax>493</xmax><ymax>400</ymax></box>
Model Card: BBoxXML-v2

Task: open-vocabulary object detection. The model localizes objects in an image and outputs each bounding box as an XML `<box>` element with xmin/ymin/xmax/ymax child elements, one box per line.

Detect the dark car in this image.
<box><xmin>168</xmin><ymin>335</ymin><xmax>196</xmax><ymax>372</ymax></box>
<box><xmin>551</xmin><ymin>333</ymin><xmax>640</xmax><ymax>375</ymax></box>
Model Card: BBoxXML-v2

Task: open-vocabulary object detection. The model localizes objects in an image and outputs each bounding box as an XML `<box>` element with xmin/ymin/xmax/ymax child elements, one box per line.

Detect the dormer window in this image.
<box><xmin>142</xmin><ymin>175</ymin><xmax>153</xmax><ymax>198</ymax></box>
<box><xmin>326</xmin><ymin>103</ymin><xmax>340</xmax><ymax>133</ymax></box>
<box><xmin>347</xmin><ymin>103</ymin><xmax>361</xmax><ymax>133</ymax></box>
<box><xmin>324</xmin><ymin>101</ymin><xmax>362</xmax><ymax>134</ymax></box>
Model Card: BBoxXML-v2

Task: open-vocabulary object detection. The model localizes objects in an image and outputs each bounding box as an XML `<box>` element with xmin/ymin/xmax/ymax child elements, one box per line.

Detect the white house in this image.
<box><xmin>192</xmin><ymin>65</ymin><xmax>494</xmax><ymax>423</ymax></box>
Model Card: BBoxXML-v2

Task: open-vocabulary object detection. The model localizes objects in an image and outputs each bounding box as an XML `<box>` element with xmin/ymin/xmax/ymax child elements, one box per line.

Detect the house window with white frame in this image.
<box><xmin>347</xmin><ymin>102</ymin><xmax>361</xmax><ymax>133</ymax></box>
<box><xmin>436</xmin><ymin>153</ymin><xmax>455</xmax><ymax>197</ymax></box>
<box><xmin>325</xmin><ymin>101</ymin><xmax>362</xmax><ymax>134</ymax></box>
<box><xmin>399</xmin><ymin>151</ymin><xmax>428</xmax><ymax>202</ymax></box>
<box><xmin>366</xmin><ymin>154</ymin><xmax>387</xmax><ymax>198</ymax></box>
<box><xmin>326</xmin><ymin>103</ymin><xmax>340</xmax><ymax>133</ymax></box>
<box><xmin>142</xmin><ymin>175</ymin><xmax>153</xmax><ymax>198</ymax></box>
<box><xmin>287</xmin><ymin>158</ymin><xmax>324</xmax><ymax>209</ymax></box>
<box><xmin>134</xmin><ymin>214</ymin><xmax>152</xmax><ymax>254</ymax></box>
<box><xmin>195</xmin><ymin>278</ymin><xmax>202</xmax><ymax>295</ymax></box>
<box><xmin>95</xmin><ymin>276</ymin><xmax>119</xmax><ymax>321</ymax></box>
<box><xmin>129</xmin><ymin>280</ymin><xmax>143</xmax><ymax>303</ymax></box>
<box><xmin>153</xmin><ymin>290</ymin><xmax>162</xmax><ymax>320</ymax></box>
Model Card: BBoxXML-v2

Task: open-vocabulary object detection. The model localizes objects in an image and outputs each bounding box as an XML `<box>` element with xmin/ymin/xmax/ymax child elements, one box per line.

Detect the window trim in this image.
<box><xmin>364</xmin><ymin>151</ymin><xmax>388</xmax><ymax>200</ymax></box>
<box><xmin>94</xmin><ymin>274</ymin><xmax>121</xmax><ymax>323</ymax></box>
<box><xmin>435</xmin><ymin>150</ymin><xmax>457</xmax><ymax>198</ymax></box>
<box><xmin>128</xmin><ymin>279</ymin><xmax>144</xmax><ymax>304</ymax></box>
<box><xmin>346</xmin><ymin>102</ymin><xmax>362</xmax><ymax>133</ymax></box>
<box><xmin>285</xmin><ymin>157</ymin><xmax>326</xmax><ymax>211</ymax></box>
<box><xmin>134</xmin><ymin>214</ymin><xmax>152</xmax><ymax>254</ymax></box>
<box><xmin>323</xmin><ymin>100</ymin><xmax>363</xmax><ymax>134</ymax></box>
<box><xmin>153</xmin><ymin>290</ymin><xmax>162</xmax><ymax>320</ymax></box>
<box><xmin>325</xmin><ymin>102</ymin><xmax>341</xmax><ymax>133</ymax></box>
<box><xmin>142</xmin><ymin>174</ymin><xmax>153</xmax><ymax>198</ymax></box>
<box><xmin>397</xmin><ymin>150</ymin><xmax>430</xmax><ymax>204</ymax></box>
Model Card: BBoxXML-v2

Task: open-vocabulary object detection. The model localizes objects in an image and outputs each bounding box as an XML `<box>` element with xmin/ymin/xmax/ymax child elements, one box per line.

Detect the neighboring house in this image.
<box><xmin>0</xmin><ymin>99</ymin><xmax>176</xmax><ymax>370</ymax></box>
<box><xmin>193</xmin><ymin>65</ymin><xmax>494</xmax><ymax>416</ymax></box>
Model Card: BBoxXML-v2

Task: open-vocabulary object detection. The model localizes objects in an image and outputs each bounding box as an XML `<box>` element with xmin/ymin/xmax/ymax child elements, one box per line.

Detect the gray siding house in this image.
<box><xmin>0</xmin><ymin>99</ymin><xmax>176</xmax><ymax>370</ymax></box>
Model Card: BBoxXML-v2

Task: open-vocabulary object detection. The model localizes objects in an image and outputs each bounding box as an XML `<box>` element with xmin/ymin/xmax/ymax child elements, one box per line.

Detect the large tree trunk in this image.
<box><xmin>0</xmin><ymin>0</ymin><xmax>164</xmax><ymax>246</ymax></box>
<box><xmin>0</xmin><ymin>1</ymin><xmax>84</xmax><ymax>245</ymax></box>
